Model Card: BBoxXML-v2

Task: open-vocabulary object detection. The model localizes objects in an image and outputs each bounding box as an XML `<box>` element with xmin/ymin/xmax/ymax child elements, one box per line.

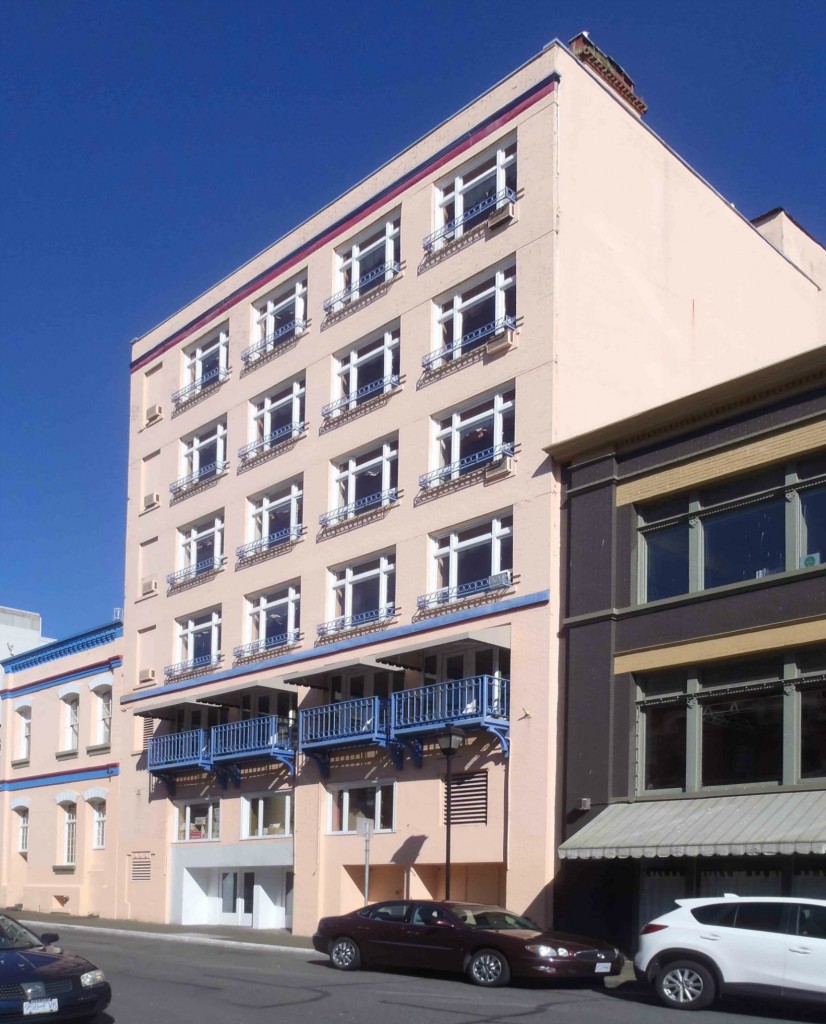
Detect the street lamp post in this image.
<box><xmin>436</xmin><ymin>725</ymin><xmax>465</xmax><ymax>900</ymax></box>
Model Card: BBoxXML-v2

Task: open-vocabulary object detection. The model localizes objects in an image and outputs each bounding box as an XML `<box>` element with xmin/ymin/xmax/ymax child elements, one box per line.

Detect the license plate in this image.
<box><xmin>23</xmin><ymin>999</ymin><xmax>58</xmax><ymax>1015</ymax></box>
<box><xmin>595</xmin><ymin>962</ymin><xmax>611</xmax><ymax>973</ymax></box>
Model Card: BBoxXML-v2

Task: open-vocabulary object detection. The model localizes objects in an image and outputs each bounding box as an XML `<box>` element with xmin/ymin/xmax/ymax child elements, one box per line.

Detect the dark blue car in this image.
<box><xmin>0</xmin><ymin>915</ymin><xmax>111</xmax><ymax>1022</ymax></box>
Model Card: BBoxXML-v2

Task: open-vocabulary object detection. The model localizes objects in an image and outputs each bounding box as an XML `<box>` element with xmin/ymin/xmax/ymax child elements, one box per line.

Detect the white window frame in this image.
<box><xmin>90</xmin><ymin>800</ymin><xmax>106</xmax><ymax>850</ymax></box>
<box><xmin>434</xmin><ymin>264</ymin><xmax>516</xmax><ymax>365</ymax></box>
<box><xmin>434</xmin><ymin>138</ymin><xmax>516</xmax><ymax>247</ymax></box>
<box><xmin>432</xmin><ymin>513</ymin><xmax>513</xmax><ymax>592</ymax></box>
<box><xmin>332</xmin><ymin>440</ymin><xmax>398</xmax><ymax>520</ymax></box>
<box><xmin>179</xmin><ymin>512</ymin><xmax>225</xmax><ymax>573</ymax></box>
<box><xmin>17</xmin><ymin>809</ymin><xmax>29</xmax><ymax>854</ymax></box>
<box><xmin>247</xmin><ymin>584</ymin><xmax>301</xmax><ymax>647</ymax></box>
<box><xmin>253</xmin><ymin>276</ymin><xmax>307</xmax><ymax>352</ymax></box>
<box><xmin>62</xmin><ymin>695</ymin><xmax>79</xmax><ymax>752</ymax></box>
<box><xmin>242</xmin><ymin>792</ymin><xmax>292</xmax><ymax>839</ymax></box>
<box><xmin>175</xmin><ymin>800</ymin><xmax>221</xmax><ymax>842</ymax></box>
<box><xmin>249</xmin><ymin>480</ymin><xmax>303</xmax><ymax>544</ymax></box>
<box><xmin>16</xmin><ymin>708</ymin><xmax>31</xmax><ymax>761</ymax></box>
<box><xmin>251</xmin><ymin>378</ymin><xmax>305</xmax><ymax>448</ymax></box>
<box><xmin>95</xmin><ymin>687</ymin><xmax>112</xmax><ymax>746</ymax></box>
<box><xmin>333</xmin><ymin>215</ymin><xmax>401</xmax><ymax>308</ymax></box>
<box><xmin>182</xmin><ymin>421</ymin><xmax>228</xmax><ymax>480</ymax></box>
<box><xmin>433</xmin><ymin>389</ymin><xmax>515</xmax><ymax>481</ymax></box>
<box><xmin>332</xmin><ymin>325</ymin><xmax>400</xmax><ymax>414</ymax></box>
<box><xmin>63</xmin><ymin>803</ymin><xmax>77</xmax><ymax>865</ymax></box>
<box><xmin>182</xmin><ymin>326</ymin><xmax>229</xmax><ymax>391</ymax></box>
<box><xmin>176</xmin><ymin>608</ymin><xmax>222</xmax><ymax>666</ymax></box>
<box><xmin>326</xmin><ymin>780</ymin><xmax>395</xmax><ymax>835</ymax></box>
<box><xmin>332</xmin><ymin>552</ymin><xmax>396</xmax><ymax>623</ymax></box>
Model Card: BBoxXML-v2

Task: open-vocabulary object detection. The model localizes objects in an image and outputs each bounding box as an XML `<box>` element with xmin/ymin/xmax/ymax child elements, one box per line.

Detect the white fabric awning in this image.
<box><xmin>558</xmin><ymin>791</ymin><xmax>826</xmax><ymax>860</ymax></box>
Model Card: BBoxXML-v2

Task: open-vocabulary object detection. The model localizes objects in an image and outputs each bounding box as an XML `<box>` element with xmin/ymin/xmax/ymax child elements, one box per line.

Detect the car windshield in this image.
<box><xmin>0</xmin><ymin>916</ymin><xmax>43</xmax><ymax>951</ymax></box>
<box><xmin>452</xmin><ymin>905</ymin><xmax>539</xmax><ymax>930</ymax></box>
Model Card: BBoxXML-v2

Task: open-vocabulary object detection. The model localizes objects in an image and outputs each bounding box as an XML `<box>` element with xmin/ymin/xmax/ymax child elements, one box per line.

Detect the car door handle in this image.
<box><xmin>788</xmin><ymin>946</ymin><xmax>812</xmax><ymax>954</ymax></box>
<box><xmin>699</xmin><ymin>934</ymin><xmax>720</xmax><ymax>941</ymax></box>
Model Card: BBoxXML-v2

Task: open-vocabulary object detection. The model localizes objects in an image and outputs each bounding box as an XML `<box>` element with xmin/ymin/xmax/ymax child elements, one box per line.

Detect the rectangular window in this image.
<box><xmin>246</xmin><ymin>584</ymin><xmax>301</xmax><ymax>652</ymax></box>
<box><xmin>63</xmin><ymin>697</ymin><xmax>79</xmax><ymax>752</ymax></box>
<box><xmin>91</xmin><ymin>801</ymin><xmax>106</xmax><ymax>849</ymax></box>
<box><xmin>245</xmin><ymin>379</ymin><xmax>305</xmax><ymax>458</ymax></box>
<box><xmin>176</xmin><ymin>801</ymin><xmax>220</xmax><ymax>841</ymax></box>
<box><xmin>328</xmin><ymin>783</ymin><xmax>394</xmax><ymax>833</ymax></box>
<box><xmin>249</xmin><ymin>276</ymin><xmax>307</xmax><ymax>362</ymax></box>
<box><xmin>433</xmin><ymin>140</ymin><xmax>516</xmax><ymax>247</ymax></box>
<box><xmin>177</xmin><ymin>326</ymin><xmax>229</xmax><ymax>401</ymax></box>
<box><xmin>177</xmin><ymin>512</ymin><xmax>224</xmax><ymax>579</ymax></box>
<box><xmin>180</xmin><ymin>421</ymin><xmax>228</xmax><ymax>485</ymax></box>
<box><xmin>63</xmin><ymin>803</ymin><xmax>77</xmax><ymax>865</ymax></box>
<box><xmin>17</xmin><ymin>709</ymin><xmax>31</xmax><ymax>761</ymax></box>
<box><xmin>330</xmin><ymin>553</ymin><xmax>396</xmax><ymax>630</ymax></box>
<box><xmin>701</xmin><ymin>691</ymin><xmax>783</xmax><ymax>787</ymax></box>
<box><xmin>330</xmin><ymin>325</ymin><xmax>400</xmax><ymax>415</ymax></box>
<box><xmin>431</xmin><ymin>389</ymin><xmax>514</xmax><ymax>484</ymax></box>
<box><xmin>431</xmin><ymin>514</ymin><xmax>513</xmax><ymax>601</ymax></box>
<box><xmin>431</xmin><ymin>264</ymin><xmax>516</xmax><ymax>366</ymax></box>
<box><xmin>96</xmin><ymin>688</ymin><xmax>112</xmax><ymax>746</ymax></box>
<box><xmin>330</xmin><ymin>440</ymin><xmax>398</xmax><ymax>522</ymax></box>
<box><xmin>18</xmin><ymin>810</ymin><xmax>29</xmax><ymax>854</ymax></box>
<box><xmin>329</xmin><ymin>216</ymin><xmax>400</xmax><ymax>310</ymax></box>
<box><xmin>244</xmin><ymin>793</ymin><xmax>291</xmax><ymax>838</ymax></box>
<box><xmin>801</xmin><ymin>685</ymin><xmax>826</xmax><ymax>779</ymax></box>
<box><xmin>638</xmin><ymin>452</ymin><xmax>826</xmax><ymax>602</ymax></box>
<box><xmin>643</xmin><ymin>702</ymin><xmax>687</xmax><ymax>791</ymax></box>
<box><xmin>175</xmin><ymin>609</ymin><xmax>222</xmax><ymax>669</ymax></box>
<box><xmin>246</xmin><ymin>480</ymin><xmax>303</xmax><ymax>552</ymax></box>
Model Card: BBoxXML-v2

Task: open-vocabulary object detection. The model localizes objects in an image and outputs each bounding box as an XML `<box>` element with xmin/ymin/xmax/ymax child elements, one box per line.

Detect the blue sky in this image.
<box><xmin>1</xmin><ymin>0</ymin><xmax>824</xmax><ymax>641</ymax></box>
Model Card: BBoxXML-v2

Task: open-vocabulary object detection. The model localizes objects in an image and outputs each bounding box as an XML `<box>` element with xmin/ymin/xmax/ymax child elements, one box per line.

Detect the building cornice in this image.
<box><xmin>1</xmin><ymin>621</ymin><xmax>123</xmax><ymax>673</ymax></box>
<box><xmin>2</xmin><ymin>658</ymin><xmax>122</xmax><ymax>699</ymax></box>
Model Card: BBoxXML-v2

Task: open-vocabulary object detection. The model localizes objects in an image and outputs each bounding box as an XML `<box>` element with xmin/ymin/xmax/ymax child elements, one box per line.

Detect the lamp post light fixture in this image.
<box><xmin>436</xmin><ymin>725</ymin><xmax>465</xmax><ymax>900</ymax></box>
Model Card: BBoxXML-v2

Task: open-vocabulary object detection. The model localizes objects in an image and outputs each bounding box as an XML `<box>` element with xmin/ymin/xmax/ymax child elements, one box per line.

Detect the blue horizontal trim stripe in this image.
<box><xmin>3</xmin><ymin>659</ymin><xmax>122</xmax><ymax>700</ymax></box>
<box><xmin>131</xmin><ymin>73</ymin><xmax>559</xmax><ymax>373</ymax></box>
<box><xmin>1</xmin><ymin>764</ymin><xmax>120</xmax><ymax>792</ymax></box>
<box><xmin>1</xmin><ymin>621</ymin><xmax>123</xmax><ymax>671</ymax></box>
<box><xmin>122</xmin><ymin>589</ymin><xmax>550</xmax><ymax>706</ymax></box>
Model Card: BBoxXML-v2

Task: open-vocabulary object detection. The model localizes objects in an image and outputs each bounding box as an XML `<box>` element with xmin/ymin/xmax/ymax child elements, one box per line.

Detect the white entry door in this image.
<box><xmin>220</xmin><ymin>870</ymin><xmax>254</xmax><ymax>926</ymax></box>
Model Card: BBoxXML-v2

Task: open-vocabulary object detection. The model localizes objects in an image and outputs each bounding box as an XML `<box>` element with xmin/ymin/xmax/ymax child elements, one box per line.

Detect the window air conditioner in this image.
<box><xmin>141</xmin><ymin>578</ymin><xmax>158</xmax><ymax>597</ymax></box>
<box><xmin>146</xmin><ymin>404</ymin><xmax>162</xmax><ymax>423</ymax></box>
<box><xmin>139</xmin><ymin>668</ymin><xmax>156</xmax><ymax>684</ymax></box>
<box><xmin>487</xmin><ymin>571</ymin><xmax>512</xmax><ymax>589</ymax></box>
<box><xmin>485</xmin><ymin>328</ymin><xmax>514</xmax><ymax>356</ymax></box>
<box><xmin>485</xmin><ymin>455</ymin><xmax>513</xmax><ymax>480</ymax></box>
<box><xmin>143</xmin><ymin>492</ymin><xmax>160</xmax><ymax>511</ymax></box>
<box><xmin>487</xmin><ymin>201</ymin><xmax>515</xmax><ymax>229</ymax></box>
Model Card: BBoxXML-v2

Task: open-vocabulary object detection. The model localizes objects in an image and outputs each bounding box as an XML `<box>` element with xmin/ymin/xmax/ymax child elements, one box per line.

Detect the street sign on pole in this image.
<box><xmin>356</xmin><ymin>816</ymin><xmax>373</xmax><ymax>905</ymax></box>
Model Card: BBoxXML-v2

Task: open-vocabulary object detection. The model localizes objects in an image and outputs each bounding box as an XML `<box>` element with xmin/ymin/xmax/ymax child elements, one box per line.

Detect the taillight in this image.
<box><xmin>640</xmin><ymin>923</ymin><xmax>668</xmax><ymax>935</ymax></box>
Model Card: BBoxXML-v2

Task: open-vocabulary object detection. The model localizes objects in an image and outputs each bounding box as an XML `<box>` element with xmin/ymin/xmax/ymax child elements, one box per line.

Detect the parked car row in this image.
<box><xmin>315</xmin><ymin>893</ymin><xmax>826</xmax><ymax>1012</ymax></box>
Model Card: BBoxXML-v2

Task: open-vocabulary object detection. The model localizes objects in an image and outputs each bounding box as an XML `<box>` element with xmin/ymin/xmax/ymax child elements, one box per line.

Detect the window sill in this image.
<box><xmin>56</xmin><ymin>749</ymin><xmax>79</xmax><ymax>761</ymax></box>
<box><xmin>52</xmin><ymin>864</ymin><xmax>76</xmax><ymax>874</ymax></box>
<box><xmin>10</xmin><ymin>758</ymin><xmax>30</xmax><ymax>769</ymax></box>
<box><xmin>172</xmin><ymin>838</ymin><xmax>221</xmax><ymax>844</ymax></box>
<box><xmin>241</xmin><ymin>833</ymin><xmax>290</xmax><ymax>841</ymax></box>
<box><xmin>86</xmin><ymin>743</ymin><xmax>112</xmax><ymax>756</ymax></box>
<box><xmin>629</xmin><ymin>779</ymin><xmax>826</xmax><ymax>801</ymax></box>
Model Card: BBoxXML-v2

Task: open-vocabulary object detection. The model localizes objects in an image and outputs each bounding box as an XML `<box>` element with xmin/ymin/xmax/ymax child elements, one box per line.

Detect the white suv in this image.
<box><xmin>635</xmin><ymin>895</ymin><xmax>826</xmax><ymax>1011</ymax></box>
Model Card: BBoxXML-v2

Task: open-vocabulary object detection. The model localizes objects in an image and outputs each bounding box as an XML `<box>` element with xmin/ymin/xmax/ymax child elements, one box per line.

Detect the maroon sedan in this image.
<box><xmin>313</xmin><ymin>900</ymin><xmax>623</xmax><ymax>987</ymax></box>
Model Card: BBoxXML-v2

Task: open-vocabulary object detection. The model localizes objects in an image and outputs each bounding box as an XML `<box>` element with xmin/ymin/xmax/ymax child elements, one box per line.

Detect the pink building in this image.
<box><xmin>15</xmin><ymin>35</ymin><xmax>818</xmax><ymax>936</ymax></box>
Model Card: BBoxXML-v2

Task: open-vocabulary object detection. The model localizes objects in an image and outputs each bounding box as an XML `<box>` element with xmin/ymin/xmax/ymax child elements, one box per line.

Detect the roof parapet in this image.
<box><xmin>569</xmin><ymin>31</ymin><xmax>648</xmax><ymax>116</ymax></box>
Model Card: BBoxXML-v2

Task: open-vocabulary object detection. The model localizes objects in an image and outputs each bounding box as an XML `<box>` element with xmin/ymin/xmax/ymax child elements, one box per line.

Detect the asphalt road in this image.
<box><xmin>60</xmin><ymin>930</ymin><xmax>822</xmax><ymax>1024</ymax></box>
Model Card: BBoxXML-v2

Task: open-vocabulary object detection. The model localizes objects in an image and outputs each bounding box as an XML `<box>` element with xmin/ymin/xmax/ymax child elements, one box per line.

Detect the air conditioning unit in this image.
<box><xmin>800</xmin><ymin>553</ymin><xmax>821</xmax><ymax>569</ymax></box>
<box><xmin>146</xmin><ymin>404</ymin><xmax>162</xmax><ymax>423</ymax></box>
<box><xmin>487</xmin><ymin>201</ymin><xmax>515</xmax><ymax>229</ymax></box>
<box><xmin>485</xmin><ymin>328</ymin><xmax>514</xmax><ymax>356</ymax></box>
<box><xmin>138</xmin><ymin>668</ymin><xmax>156</xmax><ymax>684</ymax></box>
<box><xmin>487</xmin><ymin>571</ymin><xmax>512</xmax><ymax>589</ymax></box>
<box><xmin>485</xmin><ymin>455</ymin><xmax>513</xmax><ymax>481</ymax></box>
<box><xmin>142</xmin><ymin>492</ymin><xmax>160</xmax><ymax>511</ymax></box>
<box><xmin>141</xmin><ymin>578</ymin><xmax>158</xmax><ymax>597</ymax></box>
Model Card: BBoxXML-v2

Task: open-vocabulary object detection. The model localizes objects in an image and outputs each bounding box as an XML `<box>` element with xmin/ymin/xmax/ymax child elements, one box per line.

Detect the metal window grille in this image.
<box><xmin>131</xmin><ymin>854</ymin><xmax>152</xmax><ymax>881</ymax></box>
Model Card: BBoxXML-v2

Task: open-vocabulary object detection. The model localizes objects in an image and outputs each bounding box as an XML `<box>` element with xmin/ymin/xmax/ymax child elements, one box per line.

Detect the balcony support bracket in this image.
<box><xmin>304</xmin><ymin>750</ymin><xmax>330</xmax><ymax>778</ymax></box>
<box><xmin>398</xmin><ymin>738</ymin><xmax>422</xmax><ymax>769</ymax></box>
<box><xmin>485</xmin><ymin>724</ymin><xmax>510</xmax><ymax>757</ymax></box>
<box><xmin>213</xmin><ymin>763</ymin><xmax>241</xmax><ymax>790</ymax></box>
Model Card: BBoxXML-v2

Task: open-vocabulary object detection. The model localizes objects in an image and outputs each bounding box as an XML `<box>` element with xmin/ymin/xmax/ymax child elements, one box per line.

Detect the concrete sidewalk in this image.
<box><xmin>7</xmin><ymin>907</ymin><xmax>315</xmax><ymax>954</ymax></box>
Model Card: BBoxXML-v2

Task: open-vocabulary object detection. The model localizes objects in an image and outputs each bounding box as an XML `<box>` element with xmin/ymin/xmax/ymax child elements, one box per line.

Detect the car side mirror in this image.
<box><xmin>41</xmin><ymin>933</ymin><xmax>59</xmax><ymax>945</ymax></box>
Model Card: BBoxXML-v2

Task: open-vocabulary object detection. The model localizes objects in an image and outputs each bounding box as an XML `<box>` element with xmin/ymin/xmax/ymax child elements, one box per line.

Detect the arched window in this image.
<box><xmin>63</xmin><ymin>803</ymin><xmax>77</xmax><ymax>865</ymax></box>
<box><xmin>90</xmin><ymin>801</ymin><xmax>106</xmax><ymax>849</ymax></box>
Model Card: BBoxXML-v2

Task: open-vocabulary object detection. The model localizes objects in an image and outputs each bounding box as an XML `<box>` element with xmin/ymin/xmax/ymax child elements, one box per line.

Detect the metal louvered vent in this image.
<box><xmin>444</xmin><ymin>770</ymin><xmax>488</xmax><ymax>825</ymax></box>
<box><xmin>131</xmin><ymin>854</ymin><xmax>152</xmax><ymax>881</ymax></box>
<box><xmin>142</xmin><ymin>718</ymin><xmax>154</xmax><ymax>749</ymax></box>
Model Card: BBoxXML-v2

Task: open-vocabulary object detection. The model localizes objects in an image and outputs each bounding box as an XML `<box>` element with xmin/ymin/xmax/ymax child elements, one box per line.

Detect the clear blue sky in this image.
<box><xmin>1</xmin><ymin>0</ymin><xmax>824</xmax><ymax>641</ymax></box>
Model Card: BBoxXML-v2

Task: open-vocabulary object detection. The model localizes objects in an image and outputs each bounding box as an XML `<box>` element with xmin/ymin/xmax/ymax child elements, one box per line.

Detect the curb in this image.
<box><xmin>20</xmin><ymin>920</ymin><xmax>314</xmax><ymax>956</ymax></box>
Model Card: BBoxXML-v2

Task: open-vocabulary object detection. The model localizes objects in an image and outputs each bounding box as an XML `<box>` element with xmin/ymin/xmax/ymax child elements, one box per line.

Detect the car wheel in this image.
<box><xmin>467</xmin><ymin>949</ymin><xmax>511</xmax><ymax>987</ymax></box>
<box><xmin>329</xmin><ymin>936</ymin><xmax>362</xmax><ymax>971</ymax></box>
<box><xmin>654</xmin><ymin>959</ymin><xmax>717</xmax><ymax>1010</ymax></box>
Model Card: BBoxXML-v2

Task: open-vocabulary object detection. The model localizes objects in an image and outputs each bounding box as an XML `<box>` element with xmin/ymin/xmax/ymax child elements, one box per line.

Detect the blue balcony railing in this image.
<box><xmin>241</xmin><ymin>319</ymin><xmax>307</xmax><ymax>365</ymax></box>
<box><xmin>419</xmin><ymin>443</ymin><xmax>513</xmax><ymax>489</ymax></box>
<box><xmin>232</xmin><ymin>630</ymin><xmax>300</xmax><ymax>660</ymax></box>
<box><xmin>319</xmin><ymin>488</ymin><xmax>397</xmax><ymax>528</ymax></box>
<box><xmin>169</xmin><ymin>461</ymin><xmax>228</xmax><ymax>496</ymax></box>
<box><xmin>422</xmin><ymin>315</ymin><xmax>516</xmax><ymax>370</ymax></box>
<box><xmin>166</xmin><ymin>556</ymin><xmax>224</xmax><ymax>587</ymax></box>
<box><xmin>171</xmin><ymin>367</ymin><xmax>230</xmax><ymax>406</ymax></box>
<box><xmin>422</xmin><ymin>188</ymin><xmax>517</xmax><ymax>251</ymax></box>
<box><xmin>321</xmin><ymin>374</ymin><xmax>400</xmax><ymax>418</ymax></box>
<box><xmin>211</xmin><ymin>715</ymin><xmax>296</xmax><ymax>762</ymax></box>
<box><xmin>391</xmin><ymin>675</ymin><xmax>510</xmax><ymax>733</ymax></box>
<box><xmin>316</xmin><ymin>605</ymin><xmax>396</xmax><ymax>639</ymax></box>
<box><xmin>417</xmin><ymin>571</ymin><xmax>512</xmax><ymax>611</ymax></box>
<box><xmin>163</xmin><ymin>653</ymin><xmax>222</xmax><ymax>678</ymax></box>
<box><xmin>299</xmin><ymin>696</ymin><xmax>388</xmax><ymax>749</ymax></box>
<box><xmin>148</xmin><ymin>728</ymin><xmax>210</xmax><ymax>772</ymax></box>
<box><xmin>238</xmin><ymin>421</ymin><xmax>305</xmax><ymax>461</ymax></box>
<box><xmin>235</xmin><ymin>525</ymin><xmax>302</xmax><ymax>559</ymax></box>
<box><xmin>323</xmin><ymin>261</ymin><xmax>401</xmax><ymax>313</ymax></box>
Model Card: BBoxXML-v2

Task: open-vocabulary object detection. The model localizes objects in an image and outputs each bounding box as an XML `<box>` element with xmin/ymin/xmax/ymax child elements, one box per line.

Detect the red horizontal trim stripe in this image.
<box><xmin>3</xmin><ymin>763</ymin><xmax>120</xmax><ymax>786</ymax></box>
<box><xmin>131</xmin><ymin>74</ymin><xmax>558</xmax><ymax>373</ymax></box>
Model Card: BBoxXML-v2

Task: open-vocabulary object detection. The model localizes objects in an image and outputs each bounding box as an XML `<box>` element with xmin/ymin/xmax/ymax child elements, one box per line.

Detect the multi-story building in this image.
<box><xmin>118</xmin><ymin>35</ymin><xmax>823</xmax><ymax>937</ymax></box>
<box><xmin>0</xmin><ymin>607</ymin><xmax>54</xmax><ymax>660</ymax></box>
<box><xmin>0</xmin><ymin>622</ymin><xmax>123</xmax><ymax>915</ymax></box>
